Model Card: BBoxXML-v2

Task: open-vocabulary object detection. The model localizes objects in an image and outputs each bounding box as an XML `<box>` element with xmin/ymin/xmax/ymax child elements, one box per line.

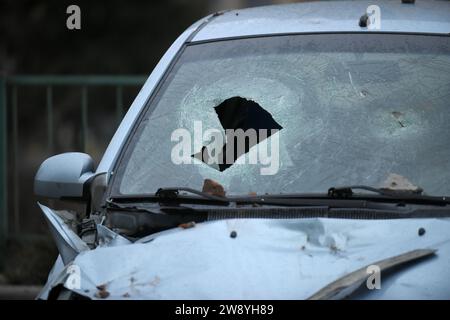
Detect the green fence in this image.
<box><xmin>0</xmin><ymin>75</ymin><xmax>147</xmax><ymax>269</ymax></box>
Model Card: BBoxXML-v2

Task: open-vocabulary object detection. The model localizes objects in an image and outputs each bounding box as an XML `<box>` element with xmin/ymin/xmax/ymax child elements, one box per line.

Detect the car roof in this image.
<box><xmin>192</xmin><ymin>0</ymin><xmax>450</xmax><ymax>42</ymax></box>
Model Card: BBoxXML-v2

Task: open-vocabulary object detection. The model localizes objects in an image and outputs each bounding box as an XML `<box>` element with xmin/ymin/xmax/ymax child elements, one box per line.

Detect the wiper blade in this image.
<box><xmin>155</xmin><ymin>187</ymin><xmax>230</xmax><ymax>203</ymax></box>
<box><xmin>328</xmin><ymin>185</ymin><xmax>450</xmax><ymax>205</ymax></box>
<box><xmin>108</xmin><ymin>187</ymin><xmax>231</xmax><ymax>206</ymax></box>
<box><xmin>328</xmin><ymin>185</ymin><xmax>403</xmax><ymax>197</ymax></box>
<box><xmin>105</xmin><ymin>199</ymin><xmax>161</xmax><ymax>214</ymax></box>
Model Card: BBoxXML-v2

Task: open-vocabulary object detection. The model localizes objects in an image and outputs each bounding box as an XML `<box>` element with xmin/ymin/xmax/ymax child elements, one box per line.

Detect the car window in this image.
<box><xmin>112</xmin><ymin>33</ymin><xmax>450</xmax><ymax>196</ymax></box>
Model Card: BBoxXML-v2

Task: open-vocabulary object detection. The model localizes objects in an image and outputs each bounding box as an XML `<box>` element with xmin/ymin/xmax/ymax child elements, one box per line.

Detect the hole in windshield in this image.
<box><xmin>191</xmin><ymin>96</ymin><xmax>283</xmax><ymax>171</ymax></box>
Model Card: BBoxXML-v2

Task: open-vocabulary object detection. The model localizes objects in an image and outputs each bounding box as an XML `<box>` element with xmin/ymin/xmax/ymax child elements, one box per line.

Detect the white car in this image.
<box><xmin>35</xmin><ymin>0</ymin><xmax>450</xmax><ymax>299</ymax></box>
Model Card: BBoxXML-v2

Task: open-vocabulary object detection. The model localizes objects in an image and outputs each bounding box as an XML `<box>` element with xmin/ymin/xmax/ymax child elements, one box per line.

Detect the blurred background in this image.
<box><xmin>0</xmin><ymin>0</ymin><xmax>308</xmax><ymax>297</ymax></box>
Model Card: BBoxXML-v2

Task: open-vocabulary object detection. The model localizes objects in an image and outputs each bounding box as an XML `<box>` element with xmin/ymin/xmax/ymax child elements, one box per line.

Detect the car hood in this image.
<box><xmin>38</xmin><ymin>212</ymin><xmax>450</xmax><ymax>299</ymax></box>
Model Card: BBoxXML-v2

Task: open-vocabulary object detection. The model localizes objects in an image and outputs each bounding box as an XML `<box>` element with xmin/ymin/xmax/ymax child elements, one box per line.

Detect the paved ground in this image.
<box><xmin>0</xmin><ymin>285</ymin><xmax>42</xmax><ymax>300</ymax></box>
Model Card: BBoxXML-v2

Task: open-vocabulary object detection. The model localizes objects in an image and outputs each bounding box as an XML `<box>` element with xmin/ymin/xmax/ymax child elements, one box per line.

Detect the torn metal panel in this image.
<box><xmin>307</xmin><ymin>249</ymin><xmax>436</xmax><ymax>300</ymax></box>
<box><xmin>38</xmin><ymin>203</ymin><xmax>90</xmax><ymax>265</ymax></box>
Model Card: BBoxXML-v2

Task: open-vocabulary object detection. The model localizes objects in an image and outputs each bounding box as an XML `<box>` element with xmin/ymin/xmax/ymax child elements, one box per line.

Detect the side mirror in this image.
<box><xmin>34</xmin><ymin>152</ymin><xmax>96</xmax><ymax>200</ymax></box>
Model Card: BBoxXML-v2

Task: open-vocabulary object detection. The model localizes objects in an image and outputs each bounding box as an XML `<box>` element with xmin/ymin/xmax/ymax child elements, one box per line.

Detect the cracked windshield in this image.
<box><xmin>114</xmin><ymin>34</ymin><xmax>450</xmax><ymax>196</ymax></box>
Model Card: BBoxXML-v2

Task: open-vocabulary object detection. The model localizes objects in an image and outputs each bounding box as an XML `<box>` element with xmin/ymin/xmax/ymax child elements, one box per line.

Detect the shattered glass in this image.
<box><xmin>116</xmin><ymin>34</ymin><xmax>450</xmax><ymax>196</ymax></box>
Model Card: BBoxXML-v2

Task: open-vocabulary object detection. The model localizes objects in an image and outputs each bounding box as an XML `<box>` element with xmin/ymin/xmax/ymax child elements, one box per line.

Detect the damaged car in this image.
<box><xmin>34</xmin><ymin>0</ymin><xmax>450</xmax><ymax>299</ymax></box>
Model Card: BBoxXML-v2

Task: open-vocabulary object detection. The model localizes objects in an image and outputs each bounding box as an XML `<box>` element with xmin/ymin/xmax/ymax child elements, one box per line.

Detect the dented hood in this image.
<box><xmin>39</xmin><ymin>216</ymin><xmax>450</xmax><ymax>300</ymax></box>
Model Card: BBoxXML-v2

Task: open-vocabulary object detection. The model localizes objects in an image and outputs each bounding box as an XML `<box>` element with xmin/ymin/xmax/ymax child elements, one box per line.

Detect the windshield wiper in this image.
<box><xmin>107</xmin><ymin>184</ymin><xmax>450</xmax><ymax>210</ymax></box>
<box><xmin>107</xmin><ymin>187</ymin><xmax>231</xmax><ymax>207</ymax></box>
<box><xmin>155</xmin><ymin>187</ymin><xmax>230</xmax><ymax>203</ymax></box>
<box><xmin>328</xmin><ymin>185</ymin><xmax>411</xmax><ymax>197</ymax></box>
<box><xmin>327</xmin><ymin>185</ymin><xmax>450</xmax><ymax>206</ymax></box>
<box><xmin>110</xmin><ymin>187</ymin><xmax>367</xmax><ymax>208</ymax></box>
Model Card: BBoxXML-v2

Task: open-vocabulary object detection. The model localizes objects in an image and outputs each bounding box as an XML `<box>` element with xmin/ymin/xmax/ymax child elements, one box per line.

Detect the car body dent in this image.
<box><xmin>38</xmin><ymin>216</ymin><xmax>450</xmax><ymax>299</ymax></box>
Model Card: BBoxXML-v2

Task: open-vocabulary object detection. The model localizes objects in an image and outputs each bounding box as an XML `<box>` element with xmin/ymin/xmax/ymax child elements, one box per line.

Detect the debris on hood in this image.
<box><xmin>95</xmin><ymin>284</ymin><xmax>110</xmax><ymax>299</ymax></box>
<box><xmin>179</xmin><ymin>221</ymin><xmax>196</xmax><ymax>229</ymax></box>
<box><xmin>380</xmin><ymin>173</ymin><xmax>423</xmax><ymax>194</ymax></box>
<box><xmin>149</xmin><ymin>276</ymin><xmax>161</xmax><ymax>287</ymax></box>
<box><xmin>202</xmin><ymin>178</ymin><xmax>226</xmax><ymax>197</ymax></box>
<box><xmin>247</xmin><ymin>192</ymin><xmax>261</xmax><ymax>207</ymax></box>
